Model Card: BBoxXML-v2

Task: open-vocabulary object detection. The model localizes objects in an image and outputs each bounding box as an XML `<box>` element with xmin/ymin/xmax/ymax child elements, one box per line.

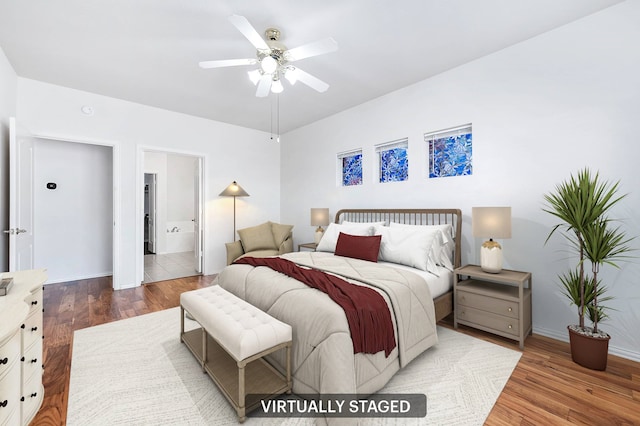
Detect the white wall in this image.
<box><xmin>17</xmin><ymin>78</ymin><xmax>281</xmax><ymax>288</ymax></box>
<box><xmin>0</xmin><ymin>46</ymin><xmax>17</xmax><ymax>272</ymax></box>
<box><xmin>281</xmin><ymin>1</ymin><xmax>640</xmax><ymax>360</ymax></box>
<box><xmin>33</xmin><ymin>139</ymin><xmax>113</xmax><ymax>282</ymax></box>
<box><xmin>166</xmin><ymin>154</ymin><xmax>195</xmax><ymax>223</ymax></box>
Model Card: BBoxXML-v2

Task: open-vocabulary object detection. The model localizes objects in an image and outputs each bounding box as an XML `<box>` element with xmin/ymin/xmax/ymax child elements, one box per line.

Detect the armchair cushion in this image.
<box><xmin>237</xmin><ymin>222</ymin><xmax>277</xmax><ymax>252</ymax></box>
<box><xmin>270</xmin><ymin>222</ymin><xmax>294</xmax><ymax>247</ymax></box>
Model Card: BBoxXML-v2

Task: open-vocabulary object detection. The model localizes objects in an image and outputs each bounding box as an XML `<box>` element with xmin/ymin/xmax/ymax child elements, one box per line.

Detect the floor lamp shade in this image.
<box><xmin>219</xmin><ymin>181</ymin><xmax>249</xmax><ymax>241</ymax></box>
<box><xmin>472</xmin><ymin>207</ymin><xmax>511</xmax><ymax>273</ymax></box>
<box><xmin>311</xmin><ymin>208</ymin><xmax>330</xmax><ymax>244</ymax></box>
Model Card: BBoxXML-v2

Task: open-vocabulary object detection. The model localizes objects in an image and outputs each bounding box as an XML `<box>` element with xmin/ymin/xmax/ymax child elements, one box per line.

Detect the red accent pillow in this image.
<box><xmin>335</xmin><ymin>232</ymin><xmax>382</xmax><ymax>263</ymax></box>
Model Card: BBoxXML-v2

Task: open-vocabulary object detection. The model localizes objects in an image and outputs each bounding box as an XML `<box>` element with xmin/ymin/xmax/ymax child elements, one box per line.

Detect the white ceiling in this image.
<box><xmin>0</xmin><ymin>0</ymin><xmax>623</xmax><ymax>134</ymax></box>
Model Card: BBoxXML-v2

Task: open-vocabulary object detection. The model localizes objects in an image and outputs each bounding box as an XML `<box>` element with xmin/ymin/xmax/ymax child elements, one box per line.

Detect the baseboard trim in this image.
<box><xmin>44</xmin><ymin>272</ymin><xmax>113</xmax><ymax>285</ymax></box>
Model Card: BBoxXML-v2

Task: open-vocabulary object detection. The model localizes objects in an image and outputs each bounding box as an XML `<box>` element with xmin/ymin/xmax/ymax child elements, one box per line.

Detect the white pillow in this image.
<box><xmin>390</xmin><ymin>222</ymin><xmax>455</xmax><ymax>270</ymax></box>
<box><xmin>316</xmin><ymin>222</ymin><xmax>374</xmax><ymax>253</ymax></box>
<box><xmin>374</xmin><ymin>225</ymin><xmax>440</xmax><ymax>275</ymax></box>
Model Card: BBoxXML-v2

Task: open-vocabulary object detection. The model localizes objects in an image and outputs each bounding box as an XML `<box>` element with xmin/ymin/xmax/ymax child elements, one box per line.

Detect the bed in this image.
<box><xmin>215</xmin><ymin>208</ymin><xmax>462</xmax><ymax>396</ymax></box>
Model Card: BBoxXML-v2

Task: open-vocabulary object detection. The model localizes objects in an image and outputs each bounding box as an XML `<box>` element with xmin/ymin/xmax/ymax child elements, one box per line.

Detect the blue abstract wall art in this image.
<box><xmin>427</xmin><ymin>130</ymin><xmax>472</xmax><ymax>178</ymax></box>
<box><xmin>379</xmin><ymin>147</ymin><xmax>408</xmax><ymax>183</ymax></box>
<box><xmin>342</xmin><ymin>153</ymin><xmax>363</xmax><ymax>186</ymax></box>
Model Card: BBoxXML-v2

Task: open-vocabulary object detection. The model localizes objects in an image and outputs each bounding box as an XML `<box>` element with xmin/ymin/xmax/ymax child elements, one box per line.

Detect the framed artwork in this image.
<box><xmin>376</xmin><ymin>138</ymin><xmax>408</xmax><ymax>183</ymax></box>
<box><xmin>338</xmin><ymin>150</ymin><xmax>363</xmax><ymax>186</ymax></box>
<box><xmin>425</xmin><ymin>124</ymin><xmax>472</xmax><ymax>178</ymax></box>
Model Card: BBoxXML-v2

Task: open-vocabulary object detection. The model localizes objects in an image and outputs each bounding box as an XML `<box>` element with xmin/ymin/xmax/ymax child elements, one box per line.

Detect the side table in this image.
<box><xmin>454</xmin><ymin>264</ymin><xmax>532</xmax><ymax>349</ymax></box>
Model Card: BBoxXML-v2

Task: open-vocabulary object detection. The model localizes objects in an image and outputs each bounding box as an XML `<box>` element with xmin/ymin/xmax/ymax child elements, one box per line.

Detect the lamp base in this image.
<box><xmin>314</xmin><ymin>227</ymin><xmax>325</xmax><ymax>244</ymax></box>
<box><xmin>480</xmin><ymin>240</ymin><xmax>503</xmax><ymax>273</ymax></box>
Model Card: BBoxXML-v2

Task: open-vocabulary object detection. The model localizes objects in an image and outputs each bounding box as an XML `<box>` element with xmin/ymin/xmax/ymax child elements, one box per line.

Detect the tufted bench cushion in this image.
<box><xmin>180</xmin><ymin>285</ymin><xmax>292</xmax><ymax>361</ymax></box>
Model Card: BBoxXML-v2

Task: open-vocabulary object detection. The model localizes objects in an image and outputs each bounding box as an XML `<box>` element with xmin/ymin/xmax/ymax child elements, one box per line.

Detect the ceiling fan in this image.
<box><xmin>199</xmin><ymin>15</ymin><xmax>338</xmax><ymax>97</ymax></box>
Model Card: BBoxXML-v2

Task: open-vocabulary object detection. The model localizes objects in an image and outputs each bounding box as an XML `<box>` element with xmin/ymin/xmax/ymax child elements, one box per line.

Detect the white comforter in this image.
<box><xmin>215</xmin><ymin>252</ymin><xmax>438</xmax><ymax>395</ymax></box>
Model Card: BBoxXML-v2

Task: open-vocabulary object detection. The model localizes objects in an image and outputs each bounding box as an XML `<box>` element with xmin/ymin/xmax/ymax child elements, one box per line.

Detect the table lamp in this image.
<box><xmin>472</xmin><ymin>207</ymin><xmax>512</xmax><ymax>273</ymax></box>
<box><xmin>310</xmin><ymin>208</ymin><xmax>330</xmax><ymax>244</ymax></box>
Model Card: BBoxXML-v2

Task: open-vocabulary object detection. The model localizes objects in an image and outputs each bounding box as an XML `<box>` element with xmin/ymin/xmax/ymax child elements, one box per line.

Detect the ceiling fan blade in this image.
<box><xmin>293</xmin><ymin>68</ymin><xmax>329</xmax><ymax>93</ymax></box>
<box><xmin>256</xmin><ymin>75</ymin><xmax>272</xmax><ymax>97</ymax></box>
<box><xmin>285</xmin><ymin>38</ymin><xmax>338</xmax><ymax>62</ymax></box>
<box><xmin>228</xmin><ymin>15</ymin><xmax>270</xmax><ymax>51</ymax></box>
<box><xmin>198</xmin><ymin>58</ymin><xmax>257</xmax><ymax>69</ymax></box>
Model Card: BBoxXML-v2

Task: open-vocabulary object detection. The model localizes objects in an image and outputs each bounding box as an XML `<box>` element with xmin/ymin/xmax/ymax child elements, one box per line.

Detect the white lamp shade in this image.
<box><xmin>472</xmin><ymin>207</ymin><xmax>511</xmax><ymax>238</ymax></box>
<box><xmin>271</xmin><ymin>79</ymin><xmax>284</xmax><ymax>94</ymax></box>
<box><xmin>260</xmin><ymin>56</ymin><xmax>277</xmax><ymax>74</ymax></box>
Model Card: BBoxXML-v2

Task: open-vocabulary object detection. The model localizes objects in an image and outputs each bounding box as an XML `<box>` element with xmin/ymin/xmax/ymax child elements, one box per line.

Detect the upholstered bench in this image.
<box><xmin>180</xmin><ymin>286</ymin><xmax>292</xmax><ymax>422</ymax></box>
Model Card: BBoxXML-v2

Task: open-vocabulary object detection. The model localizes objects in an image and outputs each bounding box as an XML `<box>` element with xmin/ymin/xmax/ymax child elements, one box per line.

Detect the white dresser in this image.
<box><xmin>0</xmin><ymin>269</ymin><xmax>47</xmax><ymax>426</ymax></box>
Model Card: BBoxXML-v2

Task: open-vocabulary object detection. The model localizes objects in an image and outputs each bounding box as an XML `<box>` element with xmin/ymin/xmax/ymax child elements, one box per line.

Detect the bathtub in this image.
<box><xmin>165</xmin><ymin>221</ymin><xmax>194</xmax><ymax>253</ymax></box>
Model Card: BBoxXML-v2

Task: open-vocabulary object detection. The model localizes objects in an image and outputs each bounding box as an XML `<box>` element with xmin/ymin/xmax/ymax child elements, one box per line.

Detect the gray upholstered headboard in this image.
<box><xmin>334</xmin><ymin>208</ymin><xmax>462</xmax><ymax>269</ymax></box>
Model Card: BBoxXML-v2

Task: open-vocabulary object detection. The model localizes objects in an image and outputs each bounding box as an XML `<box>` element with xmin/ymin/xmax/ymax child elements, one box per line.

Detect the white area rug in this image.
<box><xmin>67</xmin><ymin>307</ymin><xmax>521</xmax><ymax>425</ymax></box>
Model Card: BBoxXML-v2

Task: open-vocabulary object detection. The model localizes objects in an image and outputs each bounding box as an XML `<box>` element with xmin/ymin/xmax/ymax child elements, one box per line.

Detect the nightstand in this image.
<box><xmin>298</xmin><ymin>242</ymin><xmax>317</xmax><ymax>251</ymax></box>
<box><xmin>454</xmin><ymin>264</ymin><xmax>532</xmax><ymax>349</ymax></box>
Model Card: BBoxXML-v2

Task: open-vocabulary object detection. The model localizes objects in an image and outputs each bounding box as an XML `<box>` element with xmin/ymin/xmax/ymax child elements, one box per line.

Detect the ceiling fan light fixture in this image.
<box><xmin>285</xmin><ymin>68</ymin><xmax>298</xmax><ymax>85</ymax></box>
<box><xmin>271</xmin><ymin>78</ymin><xmax>284</xmax><ymax>94</ymax></box>
<box><xmin>248</xmin><ymin>69</ymin><xmax>262</xmax><ymax>85</ymax></box>
<box><xmin>260</xmin><ymin>56</ymin><xmax>278</xmax><ymax>74</ymax></box>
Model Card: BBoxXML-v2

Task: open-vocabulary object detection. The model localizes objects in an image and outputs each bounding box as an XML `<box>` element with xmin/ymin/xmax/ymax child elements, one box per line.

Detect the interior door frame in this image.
<box><xmin>25</xmin><ymin>131</ymin><xmax>121</xmax><ymax>288</ymax></box>
<box><xmin>136</xmin><ymin>146</ymin><xmax>206</xmax><ymax>285</ymax></box>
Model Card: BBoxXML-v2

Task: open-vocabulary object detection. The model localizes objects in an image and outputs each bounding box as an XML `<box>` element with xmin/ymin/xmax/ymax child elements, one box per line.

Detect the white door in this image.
<box><xmin>147</xmin><ymin>174</ymin><xmax>157</xmax><ymax>254</ymax></box>
<box><xmin>193</xmin><ymin>158</ymin><xmax>203</xmax><ymax>273</ymax></box>
<box><xmin>6</xmin><ymin>118</ymin><xmax>35</xmax><ymax>271</ymax></box>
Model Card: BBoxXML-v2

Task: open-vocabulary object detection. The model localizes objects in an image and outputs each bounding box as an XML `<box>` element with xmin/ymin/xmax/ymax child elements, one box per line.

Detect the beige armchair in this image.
<box><xmin>225</xmin><ymin>221</ymin><xmax>294</xmax><ymax>265</ymax></box>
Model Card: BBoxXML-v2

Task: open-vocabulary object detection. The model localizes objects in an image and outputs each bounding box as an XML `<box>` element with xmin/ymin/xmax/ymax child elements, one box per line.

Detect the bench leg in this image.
<box><xmin>201</xmin><ymin>328</ymin><xmax>207</xmax><ymax>372</ymax></box>
<box><xmin>180</xmin><ymin>306</ymin><xmax>185</xmax><ymax>343</ymax></box>
<box><xmin>286</xmin><ymin>343</ymin><xmax>292</xmax><ymax>394</ymax></box>
<box><xmin>238</xmin><ymin>361</ymin><xmax>246</xmax><ymax>422</ymax></box>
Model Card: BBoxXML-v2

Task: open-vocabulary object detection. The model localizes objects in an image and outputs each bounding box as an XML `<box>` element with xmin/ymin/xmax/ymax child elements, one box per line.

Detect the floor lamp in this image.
<box><xmin>219</xmin><ymin>181</ymin><xmax>249</xmax><ymax>241</ymax></box>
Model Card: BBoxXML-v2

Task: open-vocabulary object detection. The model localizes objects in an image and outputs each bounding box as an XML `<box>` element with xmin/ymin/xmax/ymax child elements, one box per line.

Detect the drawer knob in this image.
<box><xmin>31</xmin><ymin>300</ymin><xmax>38</xmax><ymax>305</ymax></box>
<box><xmin>31</xmin><ymin>326</ymin><xmax>38</xmax><ymax>332</ymax></box>
<box><xmin>508</xmin><ymin>307</ymin><xmax>513</xmax><ymax>312</ymax></box>
<box><xmin>508</xmin><ymin>324</ymin><xmax>513</xmax><ymax>329</ymax></box>
<box><xmin>30</xmin><ymin>392</ymin><xmax>38</xmax><ymax>398</ymax></box>
<box><xmin>0</xmin><ymin>399</ymin><xmax>7</xmax><ymax>407</ymax></box>
<box><xmin>0</xmin><ymin>357</ymin><xmax>8</xmax><ymax>365</ymax></box>
<box><xmin>30</xmin><ymin>358</ymin><xmax>38</xmax><ymax>363</ymax></box>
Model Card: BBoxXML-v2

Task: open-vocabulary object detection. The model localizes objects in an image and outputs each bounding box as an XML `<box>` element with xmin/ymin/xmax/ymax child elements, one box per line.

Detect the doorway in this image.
<box><xmin>141</xmin><ymin>150</ymin><xmax>204</xmax><ymax>284</ymax></box>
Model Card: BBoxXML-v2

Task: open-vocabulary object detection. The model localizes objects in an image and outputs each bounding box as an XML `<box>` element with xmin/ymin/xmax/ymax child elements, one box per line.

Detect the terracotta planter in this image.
<box><xmin>567</xmin><ymin>325</ymin><xmax>610</xmax><ymax>371</ymax></box>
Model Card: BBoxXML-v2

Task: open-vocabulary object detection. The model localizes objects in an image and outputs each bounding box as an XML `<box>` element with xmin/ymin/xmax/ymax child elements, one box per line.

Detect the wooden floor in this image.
<box><xmin>32</xmin><ymin>275</ymin><xmax>639</xmax><ymax>425</ymax></box>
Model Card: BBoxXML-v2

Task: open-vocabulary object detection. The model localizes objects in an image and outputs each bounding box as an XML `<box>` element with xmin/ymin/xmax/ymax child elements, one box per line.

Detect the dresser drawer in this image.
<box><xmin>21</xmin><ymin>338</ymin><xmax>42</xmax><ymax>384</ymax></box>
<box><xmin>456</xmin><ymin>290</ymin><xmax>519</xmax><ymax>319</ymax></box>
<box><xmin>21</xmin><ymin>375</ymin><xmax>43</xmax><ymax>424</ymax></box>
<box><xmin>0</xmin><ymin>331</ymin><xmax>21</xmax><ymax>379</ymax></box>
<box><xmin>25</xmin><ymin>288</ymin><xmax>43</xmax><ymax>317</ymax></box>
<box><xmin>0</xmin><ymin>355</ymin><xmax>21</xmax><ymax>425</ymax></box>
<box><xmin>21</xmin><ymin>312</ymin><xmax>42</xmax><ymax>351</ymax></box>
<box><xmin>457</xmin><ymin>305</ymin><xmax>519</xmax><ymax>337</ymax></box>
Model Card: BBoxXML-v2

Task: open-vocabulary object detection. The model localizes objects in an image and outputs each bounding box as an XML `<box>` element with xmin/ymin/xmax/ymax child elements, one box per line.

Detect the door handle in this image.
<box><xmin>2</xmin><ymin>228</ymin><xmax>27</xmax><ymax>235</ymax></box>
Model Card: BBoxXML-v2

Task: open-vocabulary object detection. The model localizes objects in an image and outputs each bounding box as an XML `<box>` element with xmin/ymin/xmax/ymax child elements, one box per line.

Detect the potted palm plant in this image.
<box><xmin>543</xmin><ymin>168</ymin><xmax>634</xmax><ymax>370</ymax></box>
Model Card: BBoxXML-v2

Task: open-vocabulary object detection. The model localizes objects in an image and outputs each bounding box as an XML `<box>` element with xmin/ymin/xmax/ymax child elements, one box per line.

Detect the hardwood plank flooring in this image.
<box><xmin>31</xmin><ymin>275</ymin><xmax>640</xmax><ymax>425</ymax></box>
<box><xmin>33</xmin><ymin>274</ymin><xmax>214</xmax><ymax>426</ymax></box>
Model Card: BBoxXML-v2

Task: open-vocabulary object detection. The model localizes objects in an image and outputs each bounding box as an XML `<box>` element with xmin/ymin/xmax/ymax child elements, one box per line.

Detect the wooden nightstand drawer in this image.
<box><xmin>456</xmin><ymin>291</ymin><xmax>519</xmax><ymax>319</ymax></box>
<box><xmin>457</xmin><ymin>306</ymin><xmax>520</xmax><ymax>337</ymax></box>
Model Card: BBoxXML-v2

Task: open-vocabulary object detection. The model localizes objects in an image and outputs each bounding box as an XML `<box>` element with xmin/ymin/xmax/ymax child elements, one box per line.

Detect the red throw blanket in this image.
<box><xmin>234</xmin><ymin>256</ymin><xmax>396</xmax><ymax>357</ymax></box>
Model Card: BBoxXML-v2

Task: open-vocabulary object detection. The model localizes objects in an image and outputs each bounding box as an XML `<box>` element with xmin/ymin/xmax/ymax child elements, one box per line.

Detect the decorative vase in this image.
<box><xmin>567</xmin><ymin>325</ymin><xmax>610</xmax><ymax>371</ymax></box>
